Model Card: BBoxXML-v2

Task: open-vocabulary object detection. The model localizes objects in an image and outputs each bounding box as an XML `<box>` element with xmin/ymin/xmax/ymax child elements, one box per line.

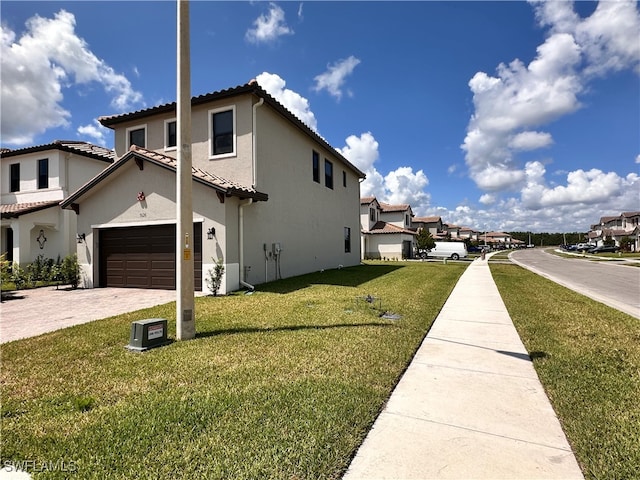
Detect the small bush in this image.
<box><xmin>205</xmin><ymin>258</ymin><xmax>225</xmax><ymax>296</ymax></box>
<box><xmin>61</xmin><ymin>254</ymin><xmax>80</xmax><ymax>289</ymax></box>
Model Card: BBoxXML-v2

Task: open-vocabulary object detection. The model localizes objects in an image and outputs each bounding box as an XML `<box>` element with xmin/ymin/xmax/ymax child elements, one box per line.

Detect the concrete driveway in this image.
<box><xmin>1</xmin><ymin>287</ymin><xmax>189</xmax><ymax>343</ymax></box>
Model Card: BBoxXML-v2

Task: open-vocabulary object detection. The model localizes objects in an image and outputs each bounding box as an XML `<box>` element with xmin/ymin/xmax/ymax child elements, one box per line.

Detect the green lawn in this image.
<box><xmin>491</xmin><ymin>264</ymin><xmax>640</xmax><ymax>480</ymax></box>
<box><xmin>1</xmin><ymin>261</ymin><xmax>465</xmax><ymax>479</ymax></box>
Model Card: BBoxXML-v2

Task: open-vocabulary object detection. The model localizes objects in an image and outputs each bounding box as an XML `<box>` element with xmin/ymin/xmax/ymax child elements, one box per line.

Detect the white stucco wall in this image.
<box><xmin>72</xmin><ymin>159</ymin><xmax>239</xmax><ymax>292</ymax></box>
<box><xmin>238</xmin><ymin>103</ymin><xmax>362</xmax><ymax>285</ymax></box>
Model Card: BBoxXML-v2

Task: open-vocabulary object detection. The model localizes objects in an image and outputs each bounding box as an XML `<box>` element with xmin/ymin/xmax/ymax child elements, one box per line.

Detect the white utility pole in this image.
<box><xmin>176</xmin><ymin>0</ymin><xmax>195</xmax><ymax>340</ymax></box>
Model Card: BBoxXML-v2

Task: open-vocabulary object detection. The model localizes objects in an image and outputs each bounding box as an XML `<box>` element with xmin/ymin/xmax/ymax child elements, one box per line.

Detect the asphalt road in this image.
<box><xmin>509</xmin><ymin>248</ymin><xmax>640</xmax><ymax>319</ymax></box>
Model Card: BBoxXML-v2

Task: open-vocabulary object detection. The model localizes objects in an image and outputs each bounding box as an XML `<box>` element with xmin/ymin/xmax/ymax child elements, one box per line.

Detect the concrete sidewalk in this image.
<box><xmin>343</xmin><ymin>256</ymin><xmax>584</xmax><ymax>479</ymax></box>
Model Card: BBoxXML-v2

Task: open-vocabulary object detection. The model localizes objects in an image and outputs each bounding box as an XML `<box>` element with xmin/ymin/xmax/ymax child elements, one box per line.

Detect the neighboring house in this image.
<box><xmin>459</xmin><ymin>227</ymin><xmax>480</xmax><ymax>242</ymax></box>
<box><xmin>411</xmin><ymin>216</ymin><xmax>443</xmax><ymax>237</ymax></box>
<box><xmin>360</xmin><ymin>197</ymin><xmax>416</xmax><ymax>259</ymax></box>
<box><xmin>484</xmin><ymin>231</ymin><xmax>514</xmax><ymax>248</ymax></box>
<box><xmin>60</xmin><ymin>81</ymin><xmax>365</xmax><ymax>294</ymax></box>
<box><xmin>1</xmin><ymin>141</ymin><xmax>115</xmax><ymax>265</ymax></box>
<box><xmin>589</xmin><ymin>212</ymin><xmax>640</xmax><ymax>251</ymax></box>
<box><xmin>443</xmin><ymin>223</ymin><xmax>462</xmax><ymax>239</ymax></box>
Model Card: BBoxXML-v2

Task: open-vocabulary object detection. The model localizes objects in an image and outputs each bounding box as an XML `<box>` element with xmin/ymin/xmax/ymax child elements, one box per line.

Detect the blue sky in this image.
<box><xmin>1</xmin><ymin>1</ymin><xmax>639</xmax><ymax>233</ymax></box>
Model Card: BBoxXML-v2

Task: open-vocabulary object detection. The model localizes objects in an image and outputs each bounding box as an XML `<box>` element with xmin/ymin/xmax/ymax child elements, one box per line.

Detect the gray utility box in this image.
<box><xmin>127</xmin><ymin>318</ymin><xmax>170</xmax><ymax>352</ymax></box>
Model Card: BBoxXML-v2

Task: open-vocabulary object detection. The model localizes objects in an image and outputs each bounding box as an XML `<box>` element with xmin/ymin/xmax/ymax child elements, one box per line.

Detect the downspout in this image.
<box><xmin>252</xmin><ymin>97</ymin><xmax>264</xmax><ymax>188</ymax></box>
<box><xmin>239</xmin><ymin>198</ymin><xmax>254</xmax><ymax>291</ymax></box>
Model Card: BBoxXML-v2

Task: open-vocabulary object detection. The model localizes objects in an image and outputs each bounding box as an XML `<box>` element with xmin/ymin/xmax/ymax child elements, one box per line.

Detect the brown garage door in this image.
<box><xmin>99</xmin><ymin>224</ymin><xmax>202</xmax><ymax>290</ymax></box>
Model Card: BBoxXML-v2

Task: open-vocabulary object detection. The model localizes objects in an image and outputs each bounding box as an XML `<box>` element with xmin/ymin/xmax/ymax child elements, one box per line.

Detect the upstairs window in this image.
<box><xmin>343</xmin><ymin>170</ymin><xmax>347</xmax><ymax>187</ymax></box>
<box><xmin>369</xmin><ymin>207</ymin><xmax>376</xmax><ymax>222</ymax></box>
<box><xmin>312</xmin><ymin>151</ymin><xmax>320</xmax><ymax>183</ymax></box>
<box><xmin>127</xmin><ymin>125</ymin><xmax>146</xmax><ymax>149</ymax></box>
<box><xmin>165</xmin><ymin>120</ymin><xmax>177</xmax><ymax>150</ymax></box>
<box><xmin>10</xmin><ymin>163</ymin><xmax>19</xmax><ymax>192</ymax></box>
<box><xmin>210</xmin><ymin>107</ymin><xmax>235</xmax><ymax>157</ymax></box>
<box><xmin>38</xmin><ymin>159</ymin><xmax>49</xmax><ymax>189</ymax></box>
<box><xmin>324</xmin><ymin>159</ymin><xmax>333</xmax><ymax>190</ymax></box>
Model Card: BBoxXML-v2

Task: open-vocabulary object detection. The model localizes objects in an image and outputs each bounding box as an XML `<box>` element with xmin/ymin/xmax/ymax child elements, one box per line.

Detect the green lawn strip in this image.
<box><xmin>490</xmin><ymin>264</ymin><xmax>640</xmax><ymax>480</ymax></box>
<box><xmin>1</xmin><ymin>261</ymin><xmax>465</xmax><ymax>479</ymax></box>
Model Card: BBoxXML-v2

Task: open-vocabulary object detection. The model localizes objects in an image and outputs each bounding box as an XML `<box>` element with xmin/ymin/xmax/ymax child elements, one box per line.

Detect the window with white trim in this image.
<box><xmin>209</xmin><ymin>106</ymin><xmax>236</xmax><ymax>158</ymax></box>
<box><xmin>126</xmin><ymin>125</ymin><xmax>147</xmax><ymax>149</ymax></box>
<box><xmin>165</xmin><ymin>119</ymin><xmax>177</xmax><ymax>150</ymax></box>
<box><xmin>38</xmin><ymin>159</ymin><xmax>49</xmax><ymax>189</ymax></box>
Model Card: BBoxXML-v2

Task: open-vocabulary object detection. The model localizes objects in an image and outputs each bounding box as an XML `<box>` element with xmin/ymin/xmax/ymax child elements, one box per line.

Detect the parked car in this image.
<box><xmin>587</xmin><ymin>245</ymin><xmax>619</xmax><ymax>254</ymax></box>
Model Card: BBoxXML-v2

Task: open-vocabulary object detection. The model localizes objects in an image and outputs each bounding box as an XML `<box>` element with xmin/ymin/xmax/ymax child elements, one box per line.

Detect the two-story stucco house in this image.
<box><xmin>411</xmin><ymin>216</ymin><xmax>443</xmax><ymax>238</ymax></box>
<box><xmin>1</xmin><ymin>141</ymin><xmax>115</xmax><ymax>265</ymax></box>
<box><xmin>360</xmin><ymin>197</ymin><xmax>416</xmax><ymax>259</ymax></box>
<box><xmin>60</xmin><ymin>82</ymin><xmax>365</xmax><ymax>294</ymax></box>
<box><xmin>589</xmin><ymin>212</ymin><xmax>640</xmax><ymax>251</ymax></box>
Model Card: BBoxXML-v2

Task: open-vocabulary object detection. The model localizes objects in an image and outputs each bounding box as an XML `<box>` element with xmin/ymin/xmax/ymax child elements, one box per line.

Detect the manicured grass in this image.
<box><xmin>1</xmin><ymin>261</ymin><xmax>465</xmax><ymax>479</ymax></box>
<box><xmin>491</xmin><ymin>264</ymin><xmax>640</xmax><ymax>480</ymax></box>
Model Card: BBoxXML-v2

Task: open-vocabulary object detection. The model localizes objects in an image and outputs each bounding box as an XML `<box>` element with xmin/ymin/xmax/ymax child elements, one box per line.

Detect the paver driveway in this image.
<box><xmin>1</xmin><ymin>287</ymin><xmax>189</xmax><ymax>343</ymax></box>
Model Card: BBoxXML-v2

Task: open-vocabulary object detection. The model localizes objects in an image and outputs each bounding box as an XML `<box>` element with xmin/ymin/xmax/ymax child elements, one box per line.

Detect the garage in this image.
<box><xmin>99</xmin><ymin>224</ymin><xmax>202</xmax><ymax>290</ymax></box>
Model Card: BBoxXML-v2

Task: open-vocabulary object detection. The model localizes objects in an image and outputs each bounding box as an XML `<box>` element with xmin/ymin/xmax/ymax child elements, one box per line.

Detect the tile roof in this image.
<box><xmin>0</xmin><ymin>140</ymin><xmax>115</xmax><ymax>163</ymax></box>
<box><xmin>97</xmin><ymin>81</ymin><xmax>365</xmax><ymax>180</ymax></box>
<box><xmin>130</xmin><ymin>146</ymin><xmax>268</xmax><ymax>200</ymax></box>
<box><xmin>61</xmin><ymin>146</ymin><xmax>268</xmax><ymax>209</ymax></box>
<box><xmin>622</xmin><ymin>211</ymin><xmax>640</xmax><ymax>218</ymax></box>
<box><xmin>1</xmin><ymin>200</ymin><xmax>60</xmax><ymax>219</ymax></box>
<box><xmin>379</xmin><ymin>202</ymin><xmax>411</xmax><ymax>213</ymax></box>
<box><xmin>360</xmin><ymin>196</ymin><xmax>377</xmax><ymax>205</ymax></box>
<box><xmin>413</xmin><ymin>216</ymin><xmax>441</xmax><ymax>223</ymax></box>
<box><xmin>365</xmin><ymin>221</ymin><xmax>417</xmax><ymax>235</ymax></box>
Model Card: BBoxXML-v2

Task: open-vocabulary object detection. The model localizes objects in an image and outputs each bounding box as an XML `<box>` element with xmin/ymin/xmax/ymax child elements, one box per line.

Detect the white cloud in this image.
<box><xmin>255</xmin><ymin>72</ymin><xmax>317</xmax><ymax>131</ymax></box>
<box><xmin>479</xmin><ymin>193</ymin><xmax>496</xmax><ymax>205</ymax></box>
<box><xmin>533</xmin><ymin>0</ymin><xmax>640</xmax><ymax>76</ymax></box>
<box><xmin>509</xmin><ymin>131</ymin><xmax>553</xmax><ymax>151</ymax></box>
<box><xmin>77</xmin><ymin>119</ymin><xmax>109</xmax><ymax>146</ymax></box>
<box><xmin>462</xmin><ymin>32</ymin><xmax>583</xmax><ymax>191</ymax></box>
<box><xmin>459</xmin><ymin>0</ymin><xmax>640</xmax><ymax>230</ymax></box>
<box><xmin>246</xmin><ymin>3</ymin><xmax>293</xmax><ymax>45</ymax></box>
<box><xmin>313</xmin><ymin>56</ymin><xmax>361</xmax><ymax>100</ymax></box>
<box><xmin>338</xmin><ymin>132</ymin><xmax>431</xmax><ymax>213</ymax></box>
<box><xmin>0</xmin><ymin>10</ymin><xmax>142</xmax><ymax>146</ymax></box>
<box><xmin>521</xmin><ymin>162</ymin><xmax>639</xmax><ymax>209</ymax></box>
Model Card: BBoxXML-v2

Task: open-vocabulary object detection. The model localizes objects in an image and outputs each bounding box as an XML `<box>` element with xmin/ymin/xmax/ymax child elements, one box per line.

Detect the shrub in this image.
<box><xmin>205</xmin><ymin>258</ymin><xmax>225</xmax><ymax>296</ymax></box>
<box><xmin>61</xmin><ymin>254</ymin><xmax>81</xmax><ymax>289</ymax></box>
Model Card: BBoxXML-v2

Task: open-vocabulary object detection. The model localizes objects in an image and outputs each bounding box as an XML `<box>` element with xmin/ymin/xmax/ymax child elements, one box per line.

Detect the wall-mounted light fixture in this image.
<box><xmin>77</xmin><ymin>233</ymin><xmax>86</xmax><ymax>244</ymax></box>
<box><xmin>207</xmin><ymin>227</ymin><xmax>216</xmax><ymax>240</ymax></box>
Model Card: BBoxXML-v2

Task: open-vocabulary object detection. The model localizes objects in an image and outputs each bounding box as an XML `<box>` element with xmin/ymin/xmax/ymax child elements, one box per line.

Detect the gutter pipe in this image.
<box><xmin>239</xmin><ymin>198</ymin><xmax>254</xmax><ymax>291</ymax></box>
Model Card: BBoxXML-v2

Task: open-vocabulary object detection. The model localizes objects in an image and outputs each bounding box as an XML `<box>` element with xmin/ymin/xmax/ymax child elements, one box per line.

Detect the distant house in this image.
<box><xmin>1</xmin><ymin>141</ymin><xmax>115</xmax><ymax>265</ymax></box>
<box><xmin>360</xmin><ymin>197</ymin><xmax>416</xmax><ymax>259</ymax></box>
<box><xmin>411</xmin><ymin>216</ymin><xmax>443</xmax><ymax>237</ymax></box>
<box><xmin>589</xmin><ymin>212</ymin><xmax>640</xmax><ymax>251</ymax></box>
<box><xmin>484</xmin><ymin>231</ymin><xmax>514</xmax><ymax>248</ymax></box>
<box><xmin>60</xmin><ymin>81</ymin><xmax>365</xmax><ymax>294</ymax></box>
<box><xmin>459</xmin><ymin>227</ymin><xmax>480</xmax><ymax>242</ymax></box>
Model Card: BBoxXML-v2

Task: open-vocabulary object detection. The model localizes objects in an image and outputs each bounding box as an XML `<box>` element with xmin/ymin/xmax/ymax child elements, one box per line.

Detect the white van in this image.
<box><xmin>428</xmin><ymin>241</ymin><xmax>468</xmax><ymax>260</ymax></box>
